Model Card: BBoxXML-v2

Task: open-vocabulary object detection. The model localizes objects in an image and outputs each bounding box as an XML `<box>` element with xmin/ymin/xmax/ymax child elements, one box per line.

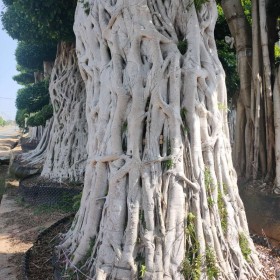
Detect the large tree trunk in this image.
<box><xmin>40</xmin><ymin>42</ymin><xmax>87</xmax><ymax>183</ymax></box>
<box><xmin>19</xmin><ymin>43</ymin><xmax>87</xmax><ymax>183</ymax></box>
<box><xmin>58</xmin><ymin>1</ymin><xmax>261</xmax><ymax>279</ymax></box>
<box><xmin>221</xmin><ymin>0</ymin><xmax>253</xmax><ymax>179</ymax></box>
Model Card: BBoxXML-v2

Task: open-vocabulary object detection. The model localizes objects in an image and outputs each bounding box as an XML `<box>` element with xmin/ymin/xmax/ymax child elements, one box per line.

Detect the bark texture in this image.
<box><xmin>41</xmin><ymin>42</ymin><xmax>88</xmax><ymax>183</ymax></box>
<box><xmin>59</xmin><ymin>1</ymin><xmax>261</xmax><ymax>279</ymax></box>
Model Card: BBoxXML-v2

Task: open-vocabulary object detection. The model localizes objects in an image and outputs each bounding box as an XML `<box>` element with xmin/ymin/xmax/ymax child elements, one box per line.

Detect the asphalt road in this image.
<box><xmin>0</xmin><ymin>125</ymin><xmax>19</xmax><ymax>139</ymax></box>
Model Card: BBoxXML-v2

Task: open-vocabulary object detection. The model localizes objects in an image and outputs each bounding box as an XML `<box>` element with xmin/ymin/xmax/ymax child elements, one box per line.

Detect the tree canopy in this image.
<box><xmin>16</xmin><ymin>80</ymin><xmax>50</xmax><ymax>114</ymax></box>
<box><xmin>15</xmin><ymin>42</ymin><xmax>57</xmax><ymax>71</ymax></box>
<box><xmin>13</xmin><ymin>72</ymin><xmax>34</xmax><ymax>86</ymax></box>
<box><xmin>26</xmin><ymin>104</ymin><xmax>53</xmax><ymax>127</ymax></box>
<box><xmin>1</xmin><ymin>0</ymin><xmax>76</xmax><ymax>42</ymax></box>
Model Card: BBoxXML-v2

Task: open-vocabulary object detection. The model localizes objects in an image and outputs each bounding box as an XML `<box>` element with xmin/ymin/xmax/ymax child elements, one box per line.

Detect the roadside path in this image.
<box><xmin>0</xmin><ymin>125</ymin><xmax>19</xmax><ymax>139</ymax></box>
<box><xmin>0</xmin><ymin>126</ymin><xmax>67</xmax><ymax>279</ymax></box>
<box><xmin>0</xmin><ymin>126</ymin><xmax>20</xmax><ymax>164</ymax></box>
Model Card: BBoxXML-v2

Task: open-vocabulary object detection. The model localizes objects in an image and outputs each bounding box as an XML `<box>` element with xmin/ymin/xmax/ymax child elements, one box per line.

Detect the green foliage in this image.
<box><xmin>2</xmin><ymin>0</ymin><xmax>14</xmax><ymax>5</ymax></box>
<box><xmin>178</xmin><ymin>40</ymin><xmax>188</xmax><ymax>55</ymax></box>
<box><xmin>0</xmin><ymin>116</ymin><xmax>7</xmax><ymax>127</ymax></box>
<box><xmin>163</xmin><ymin>159</ymin><xmax>173</xmax><ymax>170</ymax></box>
<box><xmin>1</xmin><ymin>0</ymin><xmax>76</xmax><ymax>42</ymax></box>
<box><xmin>218</xmin><ymin>189</ymin><xmax>228</xmax><ymax>233</ymax></box>
<box><xmin>215</xmin><ymin>5</ymin><xmax>239</xmax><ymax>98</ymax></box>
<box><xmin>139</xmin><ymin>264</ymin><xmax>147</xmax><ymax>279</ymax></box>
<box><xmin>26</xmin><ymin>104</ymin><xmax>53</xmax><ymax>127</ymax></box>
<box><xmin>275</xmin><ymin>44</ymin><xmax>280</xmax><ymax>66</ymax></box>
<box><xmin>239</xmin><ymin>233</ymin><xmax>251</xmax><ymax>261</ymax></box>
<box><xmin>182</xmin><ymin>213</ymin><xmax>201</xmax><ymax>280</ymax></box>
<box><xmin>241</xmin><ymin>0</ymin><xmax>252</xmax><ymax>24</ymax></box>
<box><xmin>13</xmin><ymin>72</ymin><xmax>34</xmax><ymax>85</ymax></box>
<box><xmin>15</xmin><ymin>109</ymin><xmax>28</xmax><ymax>128</ymax></box>
<box><xmin>204</xmin><ymin>168</ymin><xmax>214</xmax><ymax>208</ymax></box>
<box><xmin>15</xmin><ymin>42</ymin><xmax>57</xmax><ymax>71</ymax></box>
<box><xmin>16</xmin><ymin>80</ymin><xmax>49</xmax><ymax>113</ymax></box>
<box><xmin>205</xmin><ymin>247</ymin><xmax>219</xmax><ymax>279</ymax></box>
<box><xmin>1</xmin><ymin>5</ymin><xmax>44</xmax><ymax>41</ymax></box>
<box><xmin>216</xmin><ymin>41</ymin><xmax>239</xmax><ymax>98</ymax></box>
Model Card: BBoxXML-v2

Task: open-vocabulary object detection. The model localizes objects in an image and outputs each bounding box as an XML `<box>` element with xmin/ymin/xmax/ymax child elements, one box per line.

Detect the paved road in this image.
<box><xmin>0</xmin><ymin>126</ymin><xmax>20</xmax><ymax>139</ymax></box>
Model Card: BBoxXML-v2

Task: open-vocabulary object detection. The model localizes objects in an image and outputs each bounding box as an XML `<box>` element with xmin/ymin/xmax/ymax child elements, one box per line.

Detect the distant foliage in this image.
<box><xmin>15</xmin><ymin>109</ymin><xmax>28</xmax><ymax>128</ymax></box>
<box><xmin>15</xmin><ymin>42</ymin><xmax>57</xmax><ymax>71</ymax></box>
<box><xmin>26</xmin><ymin>104</ymin><xmax>53</xmax><ymax>127</ymax></box>
<box><xmin>0</xmin><ymin>116</ymin><xmax>7</xmax><ymax>127</ymax></box>
<box><xmin>16</xmin><ymin>80</ymin><xmax>50</xmax><ymax>113</ymax></box>
<box><xmin>1</xmin><ymin>0</ymin><xmax>76</xmax><ymax>42</ymax></box>
<box><xmin>13</xmin><ymin>72</ymin><xmax>34</xmax><ymax>85</ymax></box>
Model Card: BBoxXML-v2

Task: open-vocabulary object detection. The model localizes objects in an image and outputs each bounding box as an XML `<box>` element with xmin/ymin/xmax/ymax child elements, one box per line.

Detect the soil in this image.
<box><xmin>0</xmin><ymin>186</ymin><xmax>71</xmax><ymax>280</ymax></box>
<box><xmin>27</xmin><ymin>217</ymin><xmax>73</xmax><ymax>280</ymax></box>
<box><xmin>25</xmin><ymin>224</ymin><xmax>280</xmax><ymax>280</ymax></box>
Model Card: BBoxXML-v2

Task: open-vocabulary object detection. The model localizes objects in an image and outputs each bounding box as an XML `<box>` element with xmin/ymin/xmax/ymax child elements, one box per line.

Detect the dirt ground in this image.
<box><xmin>0</xmin><ymin>166</ymin><xmax>69</xmax><ymax>279</ymax></box>
<box><xmin>0</xmin><ymin>191</ymin><xmax>70</xmax><ymax>279</ymax></box>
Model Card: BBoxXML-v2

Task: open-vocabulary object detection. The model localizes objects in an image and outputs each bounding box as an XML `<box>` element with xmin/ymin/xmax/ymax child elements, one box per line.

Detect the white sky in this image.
<box><xmin>0</xmin><ymin>0</ymin><xmax>21</xmax><ymax>120</ymax></box>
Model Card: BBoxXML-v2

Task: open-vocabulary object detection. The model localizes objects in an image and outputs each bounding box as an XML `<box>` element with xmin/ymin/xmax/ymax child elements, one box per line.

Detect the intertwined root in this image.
<box><xmin>41</xmin><ymin>42</ymin><xmax>87</xmax><ymax>183</ymax></box>
<box><xmin>58</xmin><ymin>1</ymin><xmax>262</xmax><ymax>279</ymax></box>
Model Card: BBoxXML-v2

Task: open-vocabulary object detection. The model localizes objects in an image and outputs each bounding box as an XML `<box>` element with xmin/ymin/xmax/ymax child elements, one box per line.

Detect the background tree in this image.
<box><xmin>26</xmin><ymin>104</ymin><xmax>53</xmax><ymax>127</ymax></box>
<box><xmin>13</xmin><ymin>72</ymin><xmax>34</xmax><ymax>86</ymax></box>
<box><xmin>0</xmin><ymin>116</ymin><xmax>7</xmax><ymax>127</ymax></box>
<box><xmin>15</xmin><ymin>109</ymin><xmax>28</xmax><ymax>129</ymax></box>
<box><xmin>16</xmin><ymin>80</ymin><xmax>50</xmax><ymax>114</ymax></box>
<box><xmin>1</xmin><ymin>0</ymin><xmax>76</xmax><ymax>42</ymax></box>
<box><xmin>58</xmin><ymin>0</ymin><xmax>262</xmax><ymax>279</ymax></box>
<box><xmin>221</xmin><ymin>0</ymin><xmax>280</xmax><ymax>187</ymax></box>
<box><xmin>15</xmin><ymin>42</ymin><xmax>57</xmax><ymax>71</ymax></box>
<box><xmin>2</xmin><ymin>0</ymin><xmax>88</xmax><ymax>183</ymax></box>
